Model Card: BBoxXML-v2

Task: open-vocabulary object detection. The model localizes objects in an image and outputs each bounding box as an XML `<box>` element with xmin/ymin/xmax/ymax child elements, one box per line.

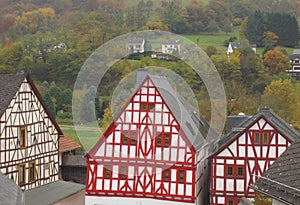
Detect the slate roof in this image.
<box><xmin>288</xmin><ymin>53</ymin><xmax>300</xmax><ymax>60</ymax></box>
<box><xmin>127</xmin><ymin>37</ymin><xmax>144</xmax><ymax>44</ymax></box>
<box><xmin>293</xmin><ymin>49</ymin><xmax>300</xmax><ymax>54</ymax></box>
<box><xmin>0</xmin><ymin>73</ymin><xmax>26</xmax><ymax>117</ymax></box>
<box><xmin>216</xmin><ymin>108</ymin><xmax>299</xmax><ymax>153</ymax></box>
<box><xmin>0</xmin><ymin>73</ymin><xmax>64</xmax><ymax>135</ymax></box>
<box><xmin>0</xmin><ymin>171</ymin><xmax>24</xmax><ymax>205</ymax></box>
<box><xmin>162</xmin><ymin>40</ymin><xmax>180</xmax><ymax>45</ymax></box>
<box><xmin>59</xmin><ymin>134</ymin><xmax>81</xmax><ymax>153</ymax></box>
<box><xmin>25</xmin><ymin>180</ymin><xmax>85</xmax><ymax>205</ymax></box>
<box><xmin>141</xmin><ymin>73</ymin><xmax>218</xmax><ymax>151</ymax></box>
<box><xmin>225</xmin><ymin>114</ymin><xmax>250</xmax><ymax>134</ymax></box>
<box><xmin>250</xmin><ymin>138</ymin><xmax>300</xmax><ymax>204</ymax></box>
<box><xmin>229</xmin><ymin>42</ymin><xmax>249</xmax><ymax>49</ymax></box>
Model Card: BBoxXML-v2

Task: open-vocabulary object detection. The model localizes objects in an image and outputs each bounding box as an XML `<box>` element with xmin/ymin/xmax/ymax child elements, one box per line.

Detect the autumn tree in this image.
<box><xmin>263</xmin><ymin>49</ymin><xmax>290</xmax><ymax>75</ymax></box>
<box><xmin>261</xmin><ymin>79</ymin><xmax>297</xmax><ymax>122</ymax></box>
<box><xmin>204</xmin><ymin>45</ymin><xmax>218</xmax><ymax>57</ymax></box>
<box><xmin>15</xmin><ymin>8</ymin><xmax>56</xmax><ymax>35</ymax></box>
<box><xmin>142</xmin><ymin>21</ymin><xmax>168</xmax><ymax>31</ymax></box>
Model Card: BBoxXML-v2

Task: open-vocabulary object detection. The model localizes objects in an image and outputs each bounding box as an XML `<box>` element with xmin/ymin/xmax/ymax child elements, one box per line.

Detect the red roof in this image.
<box><xmin>59</xmin><ymin>135</ymin><xmax>81</xmax><ymax>153</ymax></box>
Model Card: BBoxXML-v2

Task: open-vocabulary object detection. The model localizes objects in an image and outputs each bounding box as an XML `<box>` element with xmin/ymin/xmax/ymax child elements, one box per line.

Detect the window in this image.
<box><xmin>254</xmin><ymin>132</ymin><xmax>269</xmax><ymax>144</ymax></box>
<box><xmin>29</xmin><ymin>161</ymin><xmax>36</xmax><ymax>182</ymax></box>
<box><xmin>19</xmin><ymin>127</ymin><xmax>26</xmax><ymax>148</ymax></box>
<box><xmin>227</xmin><ymin>166</ymin><xmax>233</xmax><ymax>176</ymax></box>
<box><xmin>164</xmin><ymin>133</ymin><xmax>170</xmax><ymax>146</ymax></box>
<box><xmin>18</xmin><ymin>164</ymin><xmax>26</xmax><ymax>185</ymax></box>
<box><xmin>104</xmin><ymin>166</ymin><xmax>112</xmax><ymax>179</ymax></box>
<box><xmin>130</xmin><ymin>132</ymin><xmax>137</xmax><ymax>145</ymax></box>
<box><xmin>120</xmin><ymin>166</ymin><xmax>127</xmax><ymax>179</ymax></box>
<box><xmin>121</xmin><ymin>133</ymin><xmax>128</xmax><ymax>145</ymax></box>
<box><xmin>163</xmin><ymin>169</ymin><xmax>170</xmax><ymax>182</ymax></box>
<box><xmin>156</xmin><ymin>133</ymin><xmax>171</xmax><ymax>147</ymax></box>
<box><xmin>141</xmin><ymin>103</ymin><xmax>155</xmax><ymax>112</ymax></box>
<box><xmin>228</xmin><ymin>201</ymin><xmax>234</xmax><ymax>205</ymax></box>
<box><xmin>156</xmin><ymin>134</ymin><xmax>162</xmax><ymax>147</ymax></box>
<box><xmin>237</xmin><ymin>166</ymin><xmax>244</xmax><ymax>177</ymax></box>
<box><xmin>254</xmin><ymin>132</ymin><xmax>260</xmax><ymax>144</ymax></box>
<box><xmin>178</xmin><ymin>170</ymin><xmax>184</xmax><ymax>183</ymax></box>
<box><xmin>263</xmin><ymin>132</ymin><xmax>269</xmax><ymax>144</ymax></box>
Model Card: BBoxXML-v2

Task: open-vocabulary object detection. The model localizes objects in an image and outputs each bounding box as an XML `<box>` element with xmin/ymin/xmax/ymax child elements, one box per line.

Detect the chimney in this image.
<box><xmin>135</xmin><ymin>68</ymin><xmax>148</xmax><ymax>88</ymax></box>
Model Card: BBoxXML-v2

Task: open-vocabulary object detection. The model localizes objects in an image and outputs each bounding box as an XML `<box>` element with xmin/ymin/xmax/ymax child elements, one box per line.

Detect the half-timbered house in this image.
<box><xmin>85</xmin><ymin>70</ymin><xmax>217</xmax><ymax>205</ymax></box>
<box><xmin>209</xmin><ymin>108</ymin><xmax>299</xmax><ymax>205</ymax></box>
<box><xmin>250</xmin><ymin>138</ymin><xmax>300</xmax><ymax>205</ymax></box>
<box><xmin>0</xmin><ymin>73</ymin><xmax>61</xmax><ymax>190</ymax></box>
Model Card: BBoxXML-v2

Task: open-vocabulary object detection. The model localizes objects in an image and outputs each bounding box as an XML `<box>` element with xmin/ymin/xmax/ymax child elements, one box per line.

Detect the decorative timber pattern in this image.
<box><xmin>0</xmin><ymin>74</ymin><xmax>59</xmax><ymax>190</ymax></box>
<box><xmin>209</xmin><ymin>109</ymin><xmax>300</xmax><ymax>205</ymax></box>
<box><xmin>86</xmin><ymin>73</ymin><xmax>214</xmax><ymax>204</ymax></box>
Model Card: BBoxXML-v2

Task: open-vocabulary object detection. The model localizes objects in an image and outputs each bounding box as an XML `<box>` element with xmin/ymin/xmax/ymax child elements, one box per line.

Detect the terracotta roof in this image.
<box><xmin>59</xmin><ymin>135</ymin><xmax>81</xmax><ymax>153</ymax></box>
<box><xmin>250</xmin><ymin>138</ymin><xmax>300</xmax><ymax>204</ymax></box>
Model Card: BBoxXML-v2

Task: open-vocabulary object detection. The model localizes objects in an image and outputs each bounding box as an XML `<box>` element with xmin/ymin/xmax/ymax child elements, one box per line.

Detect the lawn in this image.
<box><xmin>183</xmin><ymin>28</ymin><xmax>240</xmax><ymax>52</ymax></box>
<box><xmin>60</xmin><ymin>124</ymin><xmax>102</xmax><ymax>152</ymax></box>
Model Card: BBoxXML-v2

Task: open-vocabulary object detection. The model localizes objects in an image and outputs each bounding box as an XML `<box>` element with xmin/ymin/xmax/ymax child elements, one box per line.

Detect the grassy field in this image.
<box><xmin>183</xmin><ymin>28</ymin><xmax>294</xmax><ymax>56</ymax></box>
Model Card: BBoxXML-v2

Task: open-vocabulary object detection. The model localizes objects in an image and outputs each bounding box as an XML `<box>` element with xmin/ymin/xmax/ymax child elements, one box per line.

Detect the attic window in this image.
<box><xmin>254</xmin><ymin>132</ymin><xmax>260</xmax><ymax>144</ymax></box>
<box><xmin>19</xmin><ymin>127</ymin><xmax>26</xmax><ymax>148</ymax></box>
<box><xmin>156</xmin><ymin>133</ymin><xmax>171</xmax><ymax>147</ymax></box>
<box><xmin>141</xmin><ymin>103</ymin><xmax>155</xmax><ymax>112</ymax></box>
<box><xmin>263</xmin><ymin>132</ymin><xmax>269</xmax><ymax>144</ymax></box>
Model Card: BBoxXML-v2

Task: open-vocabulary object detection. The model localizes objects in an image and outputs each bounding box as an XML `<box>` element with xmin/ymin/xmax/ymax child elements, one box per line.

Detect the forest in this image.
<box><xmin>0</xmin><ymin>0</ymin><xmax>300</xmax><ymax>131</ymax></box>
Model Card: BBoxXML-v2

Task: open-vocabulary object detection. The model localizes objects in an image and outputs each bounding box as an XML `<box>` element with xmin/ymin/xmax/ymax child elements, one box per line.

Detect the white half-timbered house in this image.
<box><xmin>85</xmin><ymin>70</ymin><xmax>217</xmax><ymax>205</ymax></box>
<box><xmin>209</xmin><ymin>108</ymin><xmax>299</xmax><ymax>205</ymax></box>
<box><xmin>0</xmin><ymin>73</ymin><xmax>61</xmax><ymax>190</ymax></box>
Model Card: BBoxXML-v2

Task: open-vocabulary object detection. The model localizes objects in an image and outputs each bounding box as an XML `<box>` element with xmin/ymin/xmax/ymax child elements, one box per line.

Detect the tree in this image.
<box><xmin>245</xmin><ymin>10</ymin><xmax>266</xmax><ymax>46</ymax></box>
<box><xmin>238</xmin><ymin>47</ymin><xmax>264</xmax><ymax>92</ymax></box>
<box><xmin>263</xmin><ymin>31</ymin><xmax>279</xmax><ymax>47</ymax></box>
<box><xmin>142</xmin><ymin>21</ymin><xmax>168</xmax><ymax>31</ymax></box>
<box><xmin>263</xmin><ymin>49</ymin><xmax>290</xmax><ymax>75</ymax></box>
<box><xmin>15</xmin><ymin>8</ymin><xmax>57</xmax><ymax>35</ymax></box>
<box><xmin>204</xmin><ymin>45</ymin><xmax>218</xmax><ymax>57</ymax></box>
<box><xmin>43</xmin><ymin>92</ymin><xmax>56</xmax><ymax>118</ymax></box>
<box><xmin>253</xmin><ymin>193</ymin><xmax>271</xmax><ymax>205</ymax></box>
<box><xmin>239</xmin><ymin>17</ymin><xmax>248</xmax><ymax>40</ymax></box>
<box><xmin>261</xmin><ymin>79</ymin><xmax>297</xmax><ymax>122</ymax></box>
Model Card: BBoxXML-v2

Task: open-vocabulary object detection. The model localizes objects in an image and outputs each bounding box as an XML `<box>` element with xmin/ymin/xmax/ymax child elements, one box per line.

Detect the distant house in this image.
<box><xmin>250</xmin><ymin>138</ymin><xmax>300</xmax><ymax>205</ymax></box>
<box><xmin>227</xmin><ymin>42</ymin><xmax>256</xmax><ymax>56</ymax></box>
<box><xmin>209</xmin><ymin>108</ymin><xmax>299</xmax><ymax>205</ymax></box>
<box><xmin>85</xmin><ymin>68</ymin><xmax>217</xmax><ymax>205</ymax></box>
<box><xmin>287</xmin><ymin>49</ymin><xmax>300</xmax><ymax>76</ymax></box>
<box><xmin>162</xmin><ymin>40</ymin><xmax>180</xmax><ymax>54</ymax></box>
<box><xmin>127</xmin><ymin>37</ymin><xmax>145</xmax><ymax>54</ymax></box>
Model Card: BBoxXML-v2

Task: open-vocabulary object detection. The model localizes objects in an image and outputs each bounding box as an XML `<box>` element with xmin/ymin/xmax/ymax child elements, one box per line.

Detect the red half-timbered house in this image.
<box><xmin>0</xmin><ymin>73</ymin><xmax>61</xmax><ymax>190</ymax></box>
<box><xmin>85</xmin><ymin>70</ymin><xmax>217</xmax><ymax>205</ymax></box>
<box><xmin>209</xmin><ymin>108</ymin><xmax>300</xmax><ymax>205</ymax></box>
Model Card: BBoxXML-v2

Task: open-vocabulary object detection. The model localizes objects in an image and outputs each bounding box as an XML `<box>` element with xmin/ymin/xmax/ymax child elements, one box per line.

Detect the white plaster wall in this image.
<box><xmin>86</xmin><ymin>196</ymin><xmax>194</xmax><ymax>205</ymax></box>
